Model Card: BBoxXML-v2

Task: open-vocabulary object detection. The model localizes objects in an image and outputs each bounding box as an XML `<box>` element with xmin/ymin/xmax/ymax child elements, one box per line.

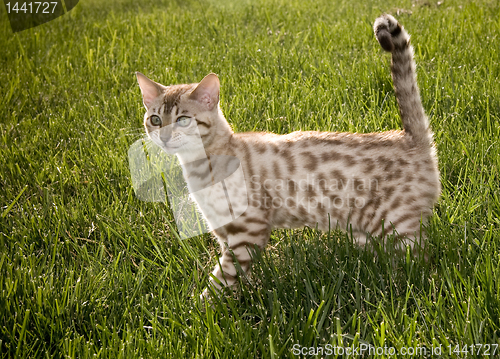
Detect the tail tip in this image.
<box><xmin>374</xmin><ymin>14</ymin><xmax>404</xmax><ymax>52</ymax></box>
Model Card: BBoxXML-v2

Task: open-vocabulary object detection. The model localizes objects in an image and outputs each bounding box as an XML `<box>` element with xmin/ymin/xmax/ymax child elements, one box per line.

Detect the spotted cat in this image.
<box><xmin>136</xmin><ymin>14</ymin><xmax>440</xmax><ymax>298</ymax></box>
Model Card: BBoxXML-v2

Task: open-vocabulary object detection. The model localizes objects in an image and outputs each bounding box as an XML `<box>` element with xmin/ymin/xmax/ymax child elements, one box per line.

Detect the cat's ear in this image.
<box><xmin>136</xmin><ymin>72</ymin><xmax>165</xmax><ymax>109</ymax></box>
<box><xmin>189</xmin><ymin>73</ymin><xmax>220</xmax><ymax>111</ymax></box>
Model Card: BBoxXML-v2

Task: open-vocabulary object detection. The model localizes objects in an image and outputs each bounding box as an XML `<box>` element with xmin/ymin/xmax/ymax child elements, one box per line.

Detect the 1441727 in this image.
<box><xmin>5</xmin><ymin>2</ymin><xmax>59</xmax><ymax>14</ymax></box>
<box><xmin>447</xmin><ymin>344</ymin><xmax>498</xmax><ymax>356</ymax></box>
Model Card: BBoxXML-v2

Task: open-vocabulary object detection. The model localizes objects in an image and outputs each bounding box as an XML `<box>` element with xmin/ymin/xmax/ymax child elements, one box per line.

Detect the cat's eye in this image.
<box><xmin>176</xmin><ymin>116</ymin><xmax>192</xmax><ymax>127</ymax></box>
<box><xmin>150</xmin><ymin>115</ymin><xmax>161</xmax><ymax>126</ymax></box>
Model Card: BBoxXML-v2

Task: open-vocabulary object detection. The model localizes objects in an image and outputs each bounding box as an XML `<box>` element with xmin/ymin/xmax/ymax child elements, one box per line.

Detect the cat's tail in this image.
<box><xmin>374</xmin><ymin>14</ymin><xmax>432</xmax><ymax>145</ymax></box>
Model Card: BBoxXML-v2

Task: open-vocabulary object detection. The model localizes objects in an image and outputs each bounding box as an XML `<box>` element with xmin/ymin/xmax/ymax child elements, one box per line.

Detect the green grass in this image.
<box><xmin>1</xmin><ymin>0</ymin><xmax>500</xmax><ymax>357</ymax></box>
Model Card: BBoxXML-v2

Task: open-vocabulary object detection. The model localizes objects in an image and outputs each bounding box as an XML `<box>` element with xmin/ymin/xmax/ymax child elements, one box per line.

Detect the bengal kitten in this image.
<box><xmin>135</xmin><ymin>14</ymin><xmax>440</xmax><ymax>298</ymax></box>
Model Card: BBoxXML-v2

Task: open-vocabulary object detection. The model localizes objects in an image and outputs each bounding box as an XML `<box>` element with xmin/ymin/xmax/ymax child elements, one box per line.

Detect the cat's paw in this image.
<box><xmin>199</xmin><ymin>285</ymin><xmax>223</xmax><ymax>303</ymax></box>
<box><xmin>197</xmin><ymin>287</ymin><xmax>215</xmax><ymax>311</ymax></box>
<box><xmin>198</xmin><ymin>285</ymin><xmax>230</xmax><ymax>310</ymax></box>
<box><xmin>374</xmin><ymin>14</ymin><xmax>407</xmax><ymax>52</ymax></box>
<box><xmin>200</xmin><ymin>287</ymin><xmax>211</xmax><ymax>300</ymax></box>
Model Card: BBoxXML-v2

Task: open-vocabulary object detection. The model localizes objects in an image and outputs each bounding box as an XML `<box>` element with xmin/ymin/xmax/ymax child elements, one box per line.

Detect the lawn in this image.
<box><xmin>1</xmin><ymin>0</ymin><xmax>499</xmax><ymax>357</ymax></box>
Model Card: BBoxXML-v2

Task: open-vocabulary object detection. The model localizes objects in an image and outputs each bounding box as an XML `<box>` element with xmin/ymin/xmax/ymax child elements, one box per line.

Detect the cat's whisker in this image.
<box><xmin>121</xmin><ymin>132</ymin><xmax>145</xmax><ymax>137</ymax></box>
<box><xmin>120</xmin><ymin>129</ymin><xmax>147</xmax><ymax>136</ymax></box>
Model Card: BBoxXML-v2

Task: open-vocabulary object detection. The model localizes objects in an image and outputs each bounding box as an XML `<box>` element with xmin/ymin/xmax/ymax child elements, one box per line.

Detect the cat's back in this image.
<box><xmin>231</xmin><ymin>129</ymin><xmax>435</xmax><ymax>167</ymax></box>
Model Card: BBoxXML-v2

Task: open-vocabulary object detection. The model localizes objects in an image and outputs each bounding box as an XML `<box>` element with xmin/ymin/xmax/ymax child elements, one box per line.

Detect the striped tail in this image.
<box><xmin>374</xmin><ymin>15</ymin><xmax>431</xmax><ymax>145</ymax></box>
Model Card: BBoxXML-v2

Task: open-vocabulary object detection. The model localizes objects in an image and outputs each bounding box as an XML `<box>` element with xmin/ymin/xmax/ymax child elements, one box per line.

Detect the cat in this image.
<box><xmin>135</xmin><ymin>14</ymin><xmax>440</xmax><ymax>298</ymax></box>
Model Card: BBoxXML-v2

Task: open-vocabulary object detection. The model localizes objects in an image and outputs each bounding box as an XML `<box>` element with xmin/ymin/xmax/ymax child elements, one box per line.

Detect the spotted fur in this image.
<box><xmin>136</xmin><ymin>15</ymin><xmax>440</xmax><ymax>299</ymax></box>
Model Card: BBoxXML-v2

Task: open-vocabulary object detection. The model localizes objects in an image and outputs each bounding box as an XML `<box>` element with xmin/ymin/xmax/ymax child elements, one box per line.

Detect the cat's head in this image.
<box><xmin>136</xmin><ymin>72</ymin><xmax>232</xmax><ymax>157</ymax></box>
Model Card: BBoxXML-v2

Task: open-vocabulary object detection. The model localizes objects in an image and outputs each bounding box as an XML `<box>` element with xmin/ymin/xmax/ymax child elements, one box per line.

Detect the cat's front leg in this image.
<box><xmin>201</xmin><ymin>246</ymin><xmax>252</xmax><ymax>299</ymax></box>
<box><xmin>201</xmin><ymin>220</ymin><xmax>270</xmax><ymax>300</ymax></box>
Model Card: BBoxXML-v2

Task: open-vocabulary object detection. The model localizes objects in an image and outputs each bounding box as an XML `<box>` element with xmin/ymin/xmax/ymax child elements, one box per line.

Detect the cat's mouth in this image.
<box><xmin>160</xmin><ymin>140</ymin><xmax>185</xmax><ymax>153</ymax></box>
<box><xmin>149</xmin><ymin>133</ymin><xmax>186</xmax><ymax>154</ymax></box>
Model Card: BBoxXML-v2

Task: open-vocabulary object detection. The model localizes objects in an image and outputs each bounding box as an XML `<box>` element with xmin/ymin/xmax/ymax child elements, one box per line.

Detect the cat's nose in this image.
<box><xmin>160</xmin><ymin>133</ymin><xmax>171</xmax><ymax>142</ymax></box>
<box><xmin>158</xmin><ymin>127</ymin><xmax>172</xmax><ymax>142</ymax></box>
